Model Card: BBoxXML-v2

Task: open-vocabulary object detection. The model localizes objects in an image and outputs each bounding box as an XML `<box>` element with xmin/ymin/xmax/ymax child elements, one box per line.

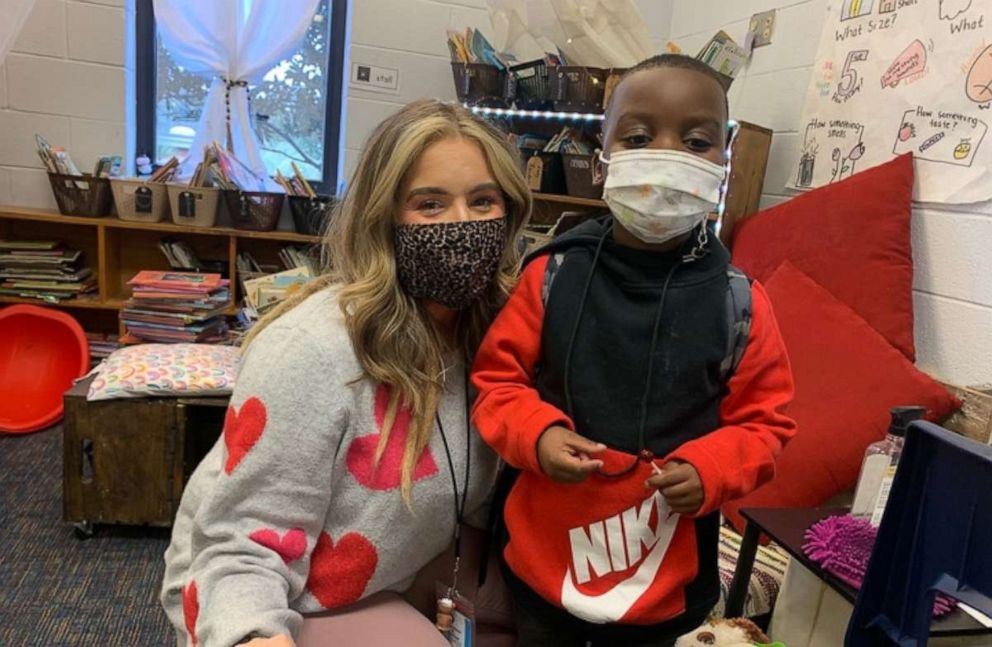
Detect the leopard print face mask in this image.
<box><xmin>393</xmin><ymin>217</ymin><xmax>507</xmax><ymax>310</ymax></box>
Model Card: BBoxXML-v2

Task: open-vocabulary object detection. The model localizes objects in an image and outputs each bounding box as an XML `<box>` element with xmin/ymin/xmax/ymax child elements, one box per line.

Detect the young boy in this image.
<box><xmin>471</xmin><ymin>55</ymin><xmax>797</xmax><ymax>646</ymax></box>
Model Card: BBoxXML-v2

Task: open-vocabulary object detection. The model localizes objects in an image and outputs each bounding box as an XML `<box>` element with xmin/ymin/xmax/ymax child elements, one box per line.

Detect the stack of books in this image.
<box><xmin>0</xmin><ymin>240</ymin><xmax>96</xmax><ymax>303</ymax></box>
<box><xmin>85</xmin><ymin>332</ymin><xmax>121</xmax><ymax>365</ymax></box>
<box><xmin>122</xmin><ymin>271</ymin><xmax>230</xmax><ymax>344</ymax></box>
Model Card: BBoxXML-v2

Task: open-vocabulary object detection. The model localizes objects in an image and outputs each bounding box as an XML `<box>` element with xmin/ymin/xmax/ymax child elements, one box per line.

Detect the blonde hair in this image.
<box><xmin>244</xmin><ymin>99</ymin><xmax>531</xmax><ymax>502</ymax></box>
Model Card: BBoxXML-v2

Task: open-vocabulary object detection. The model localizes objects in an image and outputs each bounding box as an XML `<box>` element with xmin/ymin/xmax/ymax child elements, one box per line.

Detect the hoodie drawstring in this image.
<box><xmin>562</xmin><ymin>221</ymin><xmax>710</xmax><ymax>478</ymax></box>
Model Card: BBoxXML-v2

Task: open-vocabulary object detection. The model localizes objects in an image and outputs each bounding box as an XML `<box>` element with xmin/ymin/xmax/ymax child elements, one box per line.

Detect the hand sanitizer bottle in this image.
<box><xmin>850</xmin><ymin>406</ymin><xmax>926</xmax><ymax>524</ymax></box>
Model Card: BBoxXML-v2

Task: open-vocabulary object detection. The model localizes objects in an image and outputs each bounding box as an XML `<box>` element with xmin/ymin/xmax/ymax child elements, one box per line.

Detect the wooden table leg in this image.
<box><xmin>725</xmin><ymin>520</ymin><xmax>761</xmax><ymax>618</ymax></box>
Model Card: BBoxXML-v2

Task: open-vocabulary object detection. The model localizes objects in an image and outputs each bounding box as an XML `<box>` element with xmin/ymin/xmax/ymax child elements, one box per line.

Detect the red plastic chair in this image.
<box><xmin>0</xmin><ymin>304</ymin><xmax>89</xmax><ymax>434</ymax></box>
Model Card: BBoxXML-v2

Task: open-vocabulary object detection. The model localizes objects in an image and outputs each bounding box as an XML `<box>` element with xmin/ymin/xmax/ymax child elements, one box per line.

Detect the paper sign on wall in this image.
<box><xmin>795</xmin><ymin>0</ymin><xmax>992</xmax><ymax>203</ymax></box>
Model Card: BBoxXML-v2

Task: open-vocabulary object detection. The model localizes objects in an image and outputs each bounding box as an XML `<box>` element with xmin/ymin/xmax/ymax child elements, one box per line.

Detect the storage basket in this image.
<box><xmin>167</xmin><ymin>185</ymin><xmax>221</xmax><ymax>228</ymax></box>
<box><xmin>451</xmin><ymin>62</ymin><xmax>509</xmax><ymax>107</ymax></box>
<box><xmin>549</xmin><ymin>67</ymin><xmax>608</xmax><ymax>112</ymax></box>
<box><xmin>288</xmin><ymin>195</ymin><xmax>335</xmax><ymax>236</ymax></box>
<box><xmin>509</xmin><ymin>59</ymin><xmax>552</xmax><ymax>110</ymax></box>
<box><xmin>224</xmin><ymin>191</ymin><xmax>285</xmax><ymax>232</ymax></box>
<box><xmin>47</xmin><ymin>173</ymin><xmax>113</xmax><ymax>217</ymax></box>
<box><xmin>110</xmin><ymin>179</ymin><xmax>169</xmax><ymax>223</ymax></box>
<box><xmin>562</xmin><ymin>152</ymin><xmax>605</xmax><ymax>199</ymax></box>
<box><xmin>520</xmin><ymin>149</ymin><xmax>566</xmax><ymax>194</ymax></box>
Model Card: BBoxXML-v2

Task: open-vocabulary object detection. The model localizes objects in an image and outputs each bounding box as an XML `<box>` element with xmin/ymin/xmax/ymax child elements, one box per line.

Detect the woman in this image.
<box><xmin>161</xmin><ymin>99</ymin><xmax>530</xmax><ymax>647</ymax></box>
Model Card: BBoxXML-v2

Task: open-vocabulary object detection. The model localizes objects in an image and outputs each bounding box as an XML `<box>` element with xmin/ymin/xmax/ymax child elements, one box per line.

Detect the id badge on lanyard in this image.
<box><xmin>435</xmin><ymin>582</ymin><xmax>475</xmax><ymax>647</ymax></box>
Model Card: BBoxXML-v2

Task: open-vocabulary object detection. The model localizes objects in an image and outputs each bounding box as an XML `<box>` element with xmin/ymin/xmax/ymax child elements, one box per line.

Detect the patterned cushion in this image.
<box><xmin>87</xmin><ymin>343</ymin><xmax>239</xmax><ymax>401</ymax></box>
<box><xmin>713</xmin><ymin>525</ymin><xmax>790</xmax><ymax>618</ymax></box>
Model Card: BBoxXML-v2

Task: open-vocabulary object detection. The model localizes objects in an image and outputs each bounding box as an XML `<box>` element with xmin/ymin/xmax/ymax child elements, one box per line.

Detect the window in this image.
<box><xmin>135</xmin><ymin>0</ymin><xmax>348</xmax><ymax>192</ymax></box>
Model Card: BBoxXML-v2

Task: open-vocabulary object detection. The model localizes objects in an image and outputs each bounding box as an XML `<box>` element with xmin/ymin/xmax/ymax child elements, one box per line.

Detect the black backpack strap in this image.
<box><xmin>721</xmin><ymin>267</ymin><xmax>753</xmax><ymax>383</ymax></box>
<box><xmin>541</xmin><ymin>251</ymin><xmax>566</xmax><ymax>306</ymax></box>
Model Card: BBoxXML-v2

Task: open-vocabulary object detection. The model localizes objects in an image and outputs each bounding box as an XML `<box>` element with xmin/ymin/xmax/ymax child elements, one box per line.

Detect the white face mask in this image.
<box><xmin>600</xmin><ymin>149</ymin><xmax>725</xmax><ymax>245</ymax></box>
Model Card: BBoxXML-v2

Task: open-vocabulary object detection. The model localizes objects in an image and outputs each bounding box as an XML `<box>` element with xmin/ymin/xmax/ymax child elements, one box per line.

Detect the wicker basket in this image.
<box><xmin>47</xmin><ymin>173</ymin><xmax>113</xmax><ymax>217</ymax></box>
<box><xmin>288</xmin><ymin>195</ymin><xmax>335</xmax><ymax>236</ymax></box>
<box><xmin>451</xmin><ymin>62</ymin><xmax>509</xmax><ymax>107</ymax></box>
<box><xmin>563</xmin><ymin>153</ymin><xmax>605</xmax><ymax>199</ymax></box>
<box><xmin>549</xmin><ymin>67</ymin><xmax>608</xmax><ymax>112</ymax></box>
<box><xmin>111</xmin><ymin>179</ymin><xmax>169</xmax><ymax>223</ymax></box>
<box><xmin>167</xmin><ymin>184</ymin><xmax>221</xmax><ymax>228</ymax></box>
<box><xmin>509</xmin><ymin>60</ymin><xmax>552</xmax><ymax>110</ymax></box>
<box><xmin>224</xmin><ymin>190</ymin><xmax>285</xmax><ymax>232</ymax></box>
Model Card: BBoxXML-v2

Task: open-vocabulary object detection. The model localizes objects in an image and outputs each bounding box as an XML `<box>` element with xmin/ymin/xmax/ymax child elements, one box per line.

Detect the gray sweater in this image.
<box><xmin>161</xmin><ymin>288</ymin><xmax>498</xmax><ymax>647</ymax></box>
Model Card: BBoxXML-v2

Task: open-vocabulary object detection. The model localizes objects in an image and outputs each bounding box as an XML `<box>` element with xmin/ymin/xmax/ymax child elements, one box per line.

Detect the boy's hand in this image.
<box><xmin>646</xmin><ymin>461</ymin><xmax>704</xmax><ymax>514</ymax></box>
<box><xmin>537</xmin><ymin>426</ymin><xmax>605</xmax><ymax>483</ymax></box>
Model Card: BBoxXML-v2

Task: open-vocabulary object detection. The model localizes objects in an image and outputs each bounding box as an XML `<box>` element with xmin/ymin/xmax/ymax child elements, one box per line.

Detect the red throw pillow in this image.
<box><xmin>722</xmin><ymin>262</ymin><xmax>959</xmax><ymax>531</ymax></box>
<box><xmin>731</xmin><ymin>153</ymin><xmax>915</xmax><ymax>360</ymax></box>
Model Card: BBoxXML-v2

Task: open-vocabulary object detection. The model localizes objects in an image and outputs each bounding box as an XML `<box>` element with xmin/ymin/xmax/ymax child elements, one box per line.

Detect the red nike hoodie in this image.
<box><xmin>471</xmin><ymin>218</ymin><xmax>796</xmax><ymax>631</ymax></box>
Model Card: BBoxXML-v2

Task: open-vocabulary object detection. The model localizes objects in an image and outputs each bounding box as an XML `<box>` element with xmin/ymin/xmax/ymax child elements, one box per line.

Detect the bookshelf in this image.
<box><xmin>0</xmin><ymin>207</ymin><xmax>321</xmax><ymax>334</ymax></box>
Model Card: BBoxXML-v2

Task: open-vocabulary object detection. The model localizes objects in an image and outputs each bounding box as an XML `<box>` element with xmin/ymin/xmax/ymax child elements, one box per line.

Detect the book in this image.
<box><xmin>3</xmin><ymin>279</ymin><xmax>96</xmax><ymax>293</ymax></box>
<box><xmin>0</xmin><ymin>240</ymin><xmax>60</xmax><ymax>251</ymax></box>
<box><xmin>122</xmin><ymin>306</ymin><xmax>227</xmax><ymax>324</ymax></box>
<box><xmin>0</xmin><ymin>268</ymin><xmax>93</xmax><ymax>282</ymax></box>
<box><xmin>0</xmin><ymin>250</ymin><xmax>82</xmax><ymax>265</ymax></box>
<box><xmin>128</xmin><ymin>270</ymin><xmax>228</xmax><ymax>292</ymax></box>
<box><xmin>242</xmin><ymin>267</ymin><xmax>312</xmax><ymax>310</ymax></box>
<box><xmin>93</xmin><ymin>155</ymin><xmax>123</xmax><ymax>179</ymax></box>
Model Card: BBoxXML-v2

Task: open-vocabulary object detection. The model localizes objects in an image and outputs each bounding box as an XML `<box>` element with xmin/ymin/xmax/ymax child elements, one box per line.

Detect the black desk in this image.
<box><xmin>725</xmin><ymin>507</ymin><xmax>989</xmax><ymax>636</ymax></box>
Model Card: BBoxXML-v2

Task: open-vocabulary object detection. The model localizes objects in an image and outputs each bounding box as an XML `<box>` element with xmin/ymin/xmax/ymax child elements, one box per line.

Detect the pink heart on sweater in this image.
<box><xmin>249</xmin><ymin>527</ymin><xmax>308</xmax><ymax>564</ymax></box>
<box><xmin>345</xmin><ymin>384</ymin><xmax>439</xmax><ymax>490</ymax></box>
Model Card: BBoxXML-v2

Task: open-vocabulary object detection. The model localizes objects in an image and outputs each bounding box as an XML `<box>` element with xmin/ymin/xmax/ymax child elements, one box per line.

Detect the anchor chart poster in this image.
<box><xmin>794</xmin><ymin>0</ymin><xmax>992</xmax><ymax>203</ymax></box>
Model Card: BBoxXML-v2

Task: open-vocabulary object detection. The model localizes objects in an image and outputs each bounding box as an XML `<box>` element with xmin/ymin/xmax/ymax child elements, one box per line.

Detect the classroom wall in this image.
<box><xmin>0</xmin><ymin>1</ymin><xmax>984</xmax><ymax>386</ymax></box>
<box><xmin>0</xmin><ymin>0</ymin><xmax>126</xmax><ymax>210</ymax></box>
<box><xmin>665</xmin><ymin>0</ymin><xmax>992</xmax><ymax>387</ymax></box>
<box><xmin>342</xmin><ymin>0</ymin><xmax>668</xmax><ymax>180</ymax></box>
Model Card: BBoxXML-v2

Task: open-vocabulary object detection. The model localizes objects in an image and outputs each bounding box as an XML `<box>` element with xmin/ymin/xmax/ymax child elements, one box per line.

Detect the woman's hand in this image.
<box><xmin>537</xmin><ymin>426</ymin><xmax>605</xmax><ymax>483</ymax></box>
<box><xmin>645</xmin><ymin>461</ymin><xmax>703</xmax><ymax>514</ymax></box>
<box><xmin>239</xmin><ymin>635</ymin><xmax>295</xmax><ymax>647</ymax></box>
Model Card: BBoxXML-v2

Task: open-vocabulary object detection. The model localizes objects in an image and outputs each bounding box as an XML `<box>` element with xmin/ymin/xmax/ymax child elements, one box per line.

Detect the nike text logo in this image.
<box><xmin>561</xmin><ymin>491</ymin><xmax>680</xmax><ymax>623</ymax></box>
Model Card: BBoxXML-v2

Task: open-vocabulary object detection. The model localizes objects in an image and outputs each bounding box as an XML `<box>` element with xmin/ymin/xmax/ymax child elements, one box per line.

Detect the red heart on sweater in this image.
<box><xmin>223</xmin><ymin>397</ymin><xmax>268</xmax><ymax>474</ymax></box>
<box><xmin>345</xmin><ymin>384</ymin><xmax>438</xmax><ymax>490</ymax></box>
<box><xmin>181</xmin><ymin>580</ymin><xmax>199</xmax><ymax>646</ymax></box>
<box><xmin>306</xmin><ymin>531</ymin><xmax>378</xmax><ymax>609</ymax></box>
<box><xmin>249</xmin><ymin>527</ymin><xmax>308</xmax><ymax>564</ymax></box>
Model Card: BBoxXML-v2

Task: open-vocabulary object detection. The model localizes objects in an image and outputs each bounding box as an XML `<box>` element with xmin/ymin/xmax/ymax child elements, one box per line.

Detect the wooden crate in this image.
<box><xmin>62</xmin><ymin>377</ymin><xmax>226</xmax><ymax>535</ymax></box>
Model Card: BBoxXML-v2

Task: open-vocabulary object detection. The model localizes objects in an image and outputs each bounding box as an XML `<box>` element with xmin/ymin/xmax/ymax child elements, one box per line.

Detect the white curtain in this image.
<box><xmin>152</xmin><ymin>0</ymin><xmax>320</xmax><ymax>179</ymax></box>
<box><xmin>0</xmin><ymin>0</ymin><xmax>36</xmax><ymax>66</ymax></box>
<box><xmin>487</xmin><ymin>0</ymin><xmax>652</xmax><ymax>68</ymax></box>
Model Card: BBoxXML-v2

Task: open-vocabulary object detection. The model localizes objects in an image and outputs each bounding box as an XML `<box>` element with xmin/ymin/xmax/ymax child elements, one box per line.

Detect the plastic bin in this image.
<box><xmin>451</xmin><ymin>62</ymin><xmax>509</xmax><ymax>107</ymax></box>
<box><xmin>167</xmin><ymin>185</ymin><xmax>221</xmax><ymax>228</ymax></box>
<box><xmin>509</xmin><ymin>59</ymin><xmax>552</xmax><ymax>110</ymax></box>
<box><xmin>562</xmin><ymin>152</ymin><xmax>605</xmax><ymax>199</ymax></box>
<box><xmin>111</xmin><ymin>179</ymin><xmax>169</xmax><ymax>223</ymax></box>
<box><xmin>288</xmin><ymin>195</ymin><xmax>335</xmax><ymax>236</ymax></box>
<box><xmin>520</xmin><ymin>149</ymin><xmax>566</xmax><ymax>194</ymax></box>
<box><xmin>549</xmin><ymin>67</ymin><xmax>608</xmax><ymax>112</ymax></box>
<box><xmin>47</xmin><ymin>173</ymin><xmax>113</xmax><ymax>217</ymax></box>
<box><xmin>224</xmin><ymin>190</ymin><xmax>285</xmax><ymax>232</ymax></box>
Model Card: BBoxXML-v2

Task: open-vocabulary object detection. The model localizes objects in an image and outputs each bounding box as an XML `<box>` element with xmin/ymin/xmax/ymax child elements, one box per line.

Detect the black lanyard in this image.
<box><xmin>435</xmin><ymin>370</ymin><xmax>471</xmax><ymax>593</ymax></box>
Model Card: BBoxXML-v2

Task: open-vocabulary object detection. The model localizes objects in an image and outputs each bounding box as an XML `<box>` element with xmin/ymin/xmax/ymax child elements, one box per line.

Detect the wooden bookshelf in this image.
<box><xmin>0</xmin><ymin>207</ymin><xmax>320</xmax><ymax>333</ymax></box>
